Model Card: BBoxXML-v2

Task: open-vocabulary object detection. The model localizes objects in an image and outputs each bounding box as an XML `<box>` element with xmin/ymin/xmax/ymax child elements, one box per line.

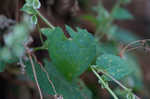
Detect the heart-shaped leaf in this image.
<box><xmin>41</xmin><ymin>26</ymin><xmax>96</xmax><ymax>80</ymax></box>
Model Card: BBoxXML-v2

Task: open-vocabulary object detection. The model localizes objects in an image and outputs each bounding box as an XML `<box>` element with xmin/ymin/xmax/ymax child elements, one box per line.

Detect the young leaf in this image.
<box><xmin>112</xmin><ymin>8</ymin><xmax>133</xmax><ymax>20</ymax></box>
<box><xmin>31</xmin><ymin>15</ymin><xmax>38</xmax><ymax>25</ymax></box>
<box><xmin>33</xmin><ymin>0</ymin><xmax>41</xmax><ymax>9</ymax></box>
<box><xmin>96</xmin><ymin>54</ymin><xmax>132</xmax><ymax>81</ymax></box>
<box><xmin>126</xmin><ymin>92</ymin><xmax>136</xmax><ymax>99</ymax></box>
<box><xmin>25</xmin><ymin>0</ymin><xmax>34</xmax><ymax>6</ymax></box>
<box><xmin>95</xmin><ymin>4</ymin><xmax>110</xmax><ymax>22</ymax></box>
<box><xmin>21</xmin><ymin>4</ymin><xmax>37</xmax><ymax>15</ymax></box>
<box><xmin>41</xmin><ymin>26</ymin><xmax>96</xmax><ymax>80</ymax></box>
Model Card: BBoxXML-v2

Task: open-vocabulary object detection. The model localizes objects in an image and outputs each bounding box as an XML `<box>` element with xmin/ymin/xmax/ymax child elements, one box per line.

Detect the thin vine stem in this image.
<box><xmin>34</xmin><ymin>47</ymin><xmax>48</xmax><ymax>51</ymax></box>
<box><xmin>98</xmin><ymin>68</ymin><xmax>129</xmax><ymax>91</ymax></box>
<box><xmin>101</xmin><ymin>69</ymin><xmax>140</xmax><ymax>99</ymax></box>
<box><xmin>32</xmin><ymin>54</ymin><xmax>59</xmax><ymax>98</ymax></box>
<box><xmin>37</xmin><ymin>23</ymin><xmax>44</xmax><ymax>43</ymax></box>
<box><xmin>93</xmin><ymin>66</ymin><xmax>141</xmax><ymax>99</ymax></box>
<box><xmin>39</xmin><ymin>63</ymin><xmax>57</xmax><ymax>95</ymax></box>
<box><xmin>28</xmin><ymin>54</ymin><xmax>43</xmax><ymax>99</ymax></box>
<box><xmin>35</xmin><ymin>10</ymin><xmax>55</xmax><ymax>29</ymax></box>
<box><xmin>32</xmin><ymin>54</ymin><xmax>58</xmax><ymax>96</ymax></box>
<box><xmin>91</xmin><ymin>67</ymin><xmax>119</xmax><ymax>99</ymax></box>
<box><xmin>127</xmin><ymin>46</ymin><xmax>143</xmax><ymax>52</ymax></box>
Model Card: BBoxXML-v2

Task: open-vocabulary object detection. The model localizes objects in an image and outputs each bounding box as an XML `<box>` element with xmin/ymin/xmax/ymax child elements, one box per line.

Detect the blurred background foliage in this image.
<box><xmin>0</xmin><ymin>0</ymin><xmax>150</xmax><ymax>99</ymax></box>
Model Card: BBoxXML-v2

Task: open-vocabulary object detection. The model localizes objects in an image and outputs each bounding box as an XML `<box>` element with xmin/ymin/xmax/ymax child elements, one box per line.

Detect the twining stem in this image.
<box><xmin>35</xmin><ymin>10</ymin><xmax>55</xmax><ymax>29</ymax></box>
<box><xmin>28</xmin><ymin>54</ymin><xmax>43</xmax><ymax>99</ymax></box>
<box><xmin>91</xmin><ymin>67</ymin><xmax>119</xmax><ymax>99</ymax></box>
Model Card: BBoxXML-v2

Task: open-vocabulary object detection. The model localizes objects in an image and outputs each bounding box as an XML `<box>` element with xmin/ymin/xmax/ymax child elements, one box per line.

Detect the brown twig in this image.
<box><xmin>39</xmin><ymin>63</ymin><xmax>57</xmax><ymax>95</ymax></box>
<box><xmin>32</xmin><ymin>54</ymin><xmax>63</xmax><ymax>99</ymax></box>
<box><xmin>32</xmin><ymin>54</ymin><xmax>57</xmax><ymax>95</ymax></box>
<box><xmin>127</xmin><ymin>46</ymin><xmax>143</xmax><ymax>52</ymax></box>
<box><xmin>28</xmin><ymin>53</ymin><xmax>43</xmax><ymax>99</ymax></box>
<box><xmin>119</xmin><ymin>39</ymin><xmax>150</xmax><ymax>57</ymax></box>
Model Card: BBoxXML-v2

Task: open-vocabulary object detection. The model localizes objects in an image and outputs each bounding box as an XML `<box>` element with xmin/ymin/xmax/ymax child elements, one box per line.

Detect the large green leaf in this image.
<box><xmin>41</xmin><ymin>26</ymin><xmax>96</xmax><ymax>80</ymax></box>
<box><xmin>26</xmin><ymin>60</ymin><xmax>92</xmax><ymax>99</ymax></box>
<box><xmin>96</xmin><ymin>54</ymin><xmax>132</xmax><ymax>81</ymax></box>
